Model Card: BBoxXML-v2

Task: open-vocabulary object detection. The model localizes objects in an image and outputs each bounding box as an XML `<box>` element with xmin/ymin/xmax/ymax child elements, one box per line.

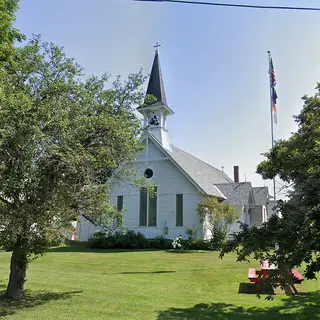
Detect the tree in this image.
<box><xmin>0</xmin><ymin>36</ymin><xmax>146</xmax><ymax>300</ymax></box>
<box><xmin>197</xmin><ymin>197</ymin><xmax>238</xmax><ymax>249</ymax></box>
<box><xmin>0</xmin><ymin>0</ymin><xmax>24</xmax><ymax>64</ymax></box>
<box><xmin>221</xmin><ymin>85</ymin><xmax>320</xmax><ymax>290</ymax></box>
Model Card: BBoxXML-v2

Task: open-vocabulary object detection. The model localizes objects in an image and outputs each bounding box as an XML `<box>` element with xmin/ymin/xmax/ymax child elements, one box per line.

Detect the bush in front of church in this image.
<box><xmin>149</xmin><ymin>236</ymin><xmax>173</xmax><ymax>249</ymax></box>
<box><xmin>88</xmin><ymin>230</ymin><xmax>216</xmax><ymax>251</ymax></box>
<box><xmin>186</xmin><ymin>239</ymin><xmax>213</xmax><ymax>250</ymax></box>
<box><xmin>172</xmin><ymin>236</ymin><xmax>213</xmax><ymax>251</ymax></box>
<box><xmin>88</xmin><ymin>230</ymin><xmax>173</xmax><ymax>250</ymax></box>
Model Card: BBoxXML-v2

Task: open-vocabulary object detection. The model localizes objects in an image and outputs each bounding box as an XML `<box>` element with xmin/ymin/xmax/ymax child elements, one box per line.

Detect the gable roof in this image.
<box><xmin>169</xmin><ymin>146</ymin><xmax>233</xmax><ymax>196</ymax></box>
<box><xmin>252</xmin><ymin>187</ymin><xmax>269</xmax><ymax>205</ymax></box>
<box><xmin>144</xmin><ymin>133</ymin><xmax>231</xmax><ymax>198</ymax></box>
<box><xmin>215</xmin><ymin>182</ymin><xmax>254</xmax><ymax>205</ymax></box>
<box><xmin>141</xmin><ymin>133</ymin><xmax>268</xmax><ymax>205</ymax></box>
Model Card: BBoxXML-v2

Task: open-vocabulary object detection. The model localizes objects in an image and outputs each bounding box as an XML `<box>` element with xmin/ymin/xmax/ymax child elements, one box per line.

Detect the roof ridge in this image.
<box><xmin>216</xmin><ymin>182</ymin><xmax>252</xmax><ymax>186</ymax></box>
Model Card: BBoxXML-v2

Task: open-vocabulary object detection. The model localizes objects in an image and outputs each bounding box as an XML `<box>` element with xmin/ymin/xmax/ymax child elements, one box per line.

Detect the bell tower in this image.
<box><xmin>137</xmin><ymin>44</ymin><xmax>174</xmax><ymax>151</ymax></box>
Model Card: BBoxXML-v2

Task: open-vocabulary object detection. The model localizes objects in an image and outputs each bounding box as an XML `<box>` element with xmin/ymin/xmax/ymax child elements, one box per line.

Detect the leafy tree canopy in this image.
<box><xmin>0</xmin><ymin>35</ymin><xmax>146</xmax><ymax>300</ymax></box>
<box><xmin>221</xmin><ymin>85</ymin><xmax>320</xmax><ymax>290</ymax></box>
<box><xmin>0</xmin><ymin>0</ymin><xmax>24</xmax><ymax>64</ymax></box>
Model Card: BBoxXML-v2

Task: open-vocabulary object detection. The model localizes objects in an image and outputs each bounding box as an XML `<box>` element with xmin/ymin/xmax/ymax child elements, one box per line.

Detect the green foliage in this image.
<box><xmin>185</xmin><ymin>239</ymin><xmax>213</xmax><ymax>250</ymax></box>
<box><xmin>210</xmin><ymin>225</ymin><xmax>228</xmax><ymax>250</ymax></box>
<box><xmin>148</xmin><ymin>236</ymin><xmax>172</xmax><ymax>249</ymax></box>
<box><xmin>134</xmin><ymin>177</ymin><xmax>156</xmax><ymax>197</ymax></box>
<box><xmin>141</xmin><ymin>93</ymin><xmax>157</xmax><ymax>107</ymax></box>
<box><xmin>121</xmin><ymin>230</ymin><xmax>148</xmax><ymax>249</ymax></box>
<box><xmin>0</xmin><ymin>36</ymin><xmax>145</xmax><ymax>254</ymax></box>
<box><xmin>197</xmin><ymin>197</ymin><xmax>238</xmax><ymax>225</ymax></box>
<box><xmin>0</xmin><ymin>0</ymin><xmax>24</xmax><ymax>65</ymax></box>
<box><xmin>172</xmin><ymin>236</ymin><xmax>213</xmax><ymax>251</ymax></box>
<box><xmin>0</xmin><ymin>35</ymin><xmax>146</xmax><ymax>298</ymax></box>
<box><xmin>88</xmin><ymin>230</ymin><xmax>172</xmax><ymax>250</ymax></box>
<box><xmin>185</xmin><ymin>226</ymin><xmax>198</xmax><ymax>240</ymax></box>
<box><xmin>221</xmin><ymin>84</ymin><xmax>320</xmax><ymax>287</ymax></box>
<box><xmin>172</xmin><ymin>236</ymin><xmax>184</xmax><ymax>249</ymax></box>
<box><xmin>197</xmin><ymin>196</ymin><xmax>238</xmax><ymax>249</ymax></box>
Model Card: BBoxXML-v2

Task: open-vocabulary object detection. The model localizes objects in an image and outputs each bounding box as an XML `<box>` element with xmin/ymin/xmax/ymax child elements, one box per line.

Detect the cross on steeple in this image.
<box><xmin>154</xmin><ymin>42</ymin><xmax>161</xmax><ymax>53</ymax></box>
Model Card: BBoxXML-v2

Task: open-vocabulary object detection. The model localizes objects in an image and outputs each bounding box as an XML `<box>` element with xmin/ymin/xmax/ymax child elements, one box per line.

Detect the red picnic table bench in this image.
<box><xmin>248</xmin><ymin>261</ymin><xmax>304</xmax><ymax>294</ymax></box>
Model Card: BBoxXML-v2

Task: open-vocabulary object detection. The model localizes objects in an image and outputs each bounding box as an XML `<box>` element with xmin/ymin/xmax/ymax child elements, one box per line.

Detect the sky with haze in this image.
<box><xmin>14</xmin><ymin>0</ymin><xmax>320</xmax><ymax>197</ymax></box>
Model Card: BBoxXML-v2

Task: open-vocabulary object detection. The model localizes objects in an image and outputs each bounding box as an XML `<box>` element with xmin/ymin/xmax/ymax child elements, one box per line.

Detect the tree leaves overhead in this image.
<box><xmin>0</xmin><ymin>0</ymin><xmax>24</xmax><ymax>65</ymax></box>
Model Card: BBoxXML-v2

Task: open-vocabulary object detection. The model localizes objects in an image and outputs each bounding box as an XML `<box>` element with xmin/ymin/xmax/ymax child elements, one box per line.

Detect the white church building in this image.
<box><xmin>76</xmin><ymin>49</ymin><xmax>270</xmax><ymax>242</ymax></box>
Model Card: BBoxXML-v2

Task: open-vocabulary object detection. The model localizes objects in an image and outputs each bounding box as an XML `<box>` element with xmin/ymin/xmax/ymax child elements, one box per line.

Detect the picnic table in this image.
<box><xmin>248</xmin><ymin>261</ymin><xmax>304</xmax><ymax>294</ymax></box>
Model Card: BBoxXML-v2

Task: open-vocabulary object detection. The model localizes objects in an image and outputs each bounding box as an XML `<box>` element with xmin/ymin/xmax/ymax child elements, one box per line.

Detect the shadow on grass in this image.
<box><xmin>47</xmin><ymin>242</ymin><xmax>218</xmax><ymax>254</ymax></box>
<box><xmin>166</xmin><ymin>250</ymin><xmax>212</xmax><ymax>254</ymax></box>
<box><xmin>47</xmin><ymin>242</ymin><xmax>163</xmax><ymax>254</ymax></box>
<box><xmin>119</xmin><ymin>270</ymin><xmax>176</xmax><ymax>275</ymax></box>
<box><xmin>157</xmin><ymin>290</ymin><xmax>320</xmax><ymax>320</ymax></box>
<box><xmin>238</xmin><ymin>283</ymin><xmax>275</xmax><ymax>295</ymax></box>
<box><xmin>115</xmin><ymin>268</ymin><xmax>216</xmax><ymax>275</ymax></box>
<box><xmin>0</xmin><ymin>290</ymin><xmax>83</xmax><ymax>318</ymax></box>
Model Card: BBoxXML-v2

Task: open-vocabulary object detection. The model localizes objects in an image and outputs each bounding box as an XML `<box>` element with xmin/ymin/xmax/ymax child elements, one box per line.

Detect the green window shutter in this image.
<box><xmin>148</xmin><ymin>187</ymin><xmax>157</xmax><ymax>226</ymax></box>
<box><xmin>176</xmin><ymin>194</ymin><xmax>183</xmax><ymax>226</ymax></box>
<box><xmin>139</xmin><ymin>188</ymin><xmax>147</xmax><ymax>226</ymax></box>
<box><xmin>117</xmin><ymin>195</ymin><xmax>123</xmax><ymax>212</ymax></box>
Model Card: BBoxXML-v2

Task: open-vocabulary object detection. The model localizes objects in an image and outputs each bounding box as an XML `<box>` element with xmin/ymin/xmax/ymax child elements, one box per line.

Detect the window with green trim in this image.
<box><xmin>139</xmin><ymin>187</ymin><xmax>157</xmax><ymax>226</ymax></box>
<box><xmin>176</xmin><ymin>194</ymin><xmax>183</xmax><ymax>227</ymax></box>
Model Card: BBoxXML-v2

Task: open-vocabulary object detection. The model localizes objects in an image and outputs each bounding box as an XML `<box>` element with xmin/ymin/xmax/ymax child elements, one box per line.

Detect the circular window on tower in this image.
<box><xmin>144</xmin><ymin>168</ymin><xmax>153</xmax><ymax>179</ymax></box>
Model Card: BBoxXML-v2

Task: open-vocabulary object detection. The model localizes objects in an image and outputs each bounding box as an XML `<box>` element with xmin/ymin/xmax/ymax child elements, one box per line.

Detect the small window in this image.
<box><xmin>144</xmin><ymin>168</ymin><xmax>153</xmax><ymax>179</ymax></box>
<box><xmin>117</xmin><ymin>196</ymin><xmax>123</xmax><ymax>211</ymax></box>
<box><xmin>176</xmin><ymin>194</ymin><xmax>183</xmax><ymax>226</ymax></box>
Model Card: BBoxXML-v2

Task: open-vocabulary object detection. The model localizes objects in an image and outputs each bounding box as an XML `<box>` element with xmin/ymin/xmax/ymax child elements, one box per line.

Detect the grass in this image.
<box><xmin>0</xmin><ymin>243</ymin><xmax>319</xmax><ymax>319</ymax></box>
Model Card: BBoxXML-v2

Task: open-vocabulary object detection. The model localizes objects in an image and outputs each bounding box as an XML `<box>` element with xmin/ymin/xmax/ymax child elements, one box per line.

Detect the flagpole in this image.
<box><xmin>268</xmin><ymin>50</ymin><xmax>276</xmax><ymax>204</ymax></box>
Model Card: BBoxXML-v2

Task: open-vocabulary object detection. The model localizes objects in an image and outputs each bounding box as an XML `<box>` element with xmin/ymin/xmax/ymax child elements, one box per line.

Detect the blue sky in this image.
<box><xmin>15</xmin><ymin>0</ymin><xmax>320</xmax><ymax>197</ymax></box>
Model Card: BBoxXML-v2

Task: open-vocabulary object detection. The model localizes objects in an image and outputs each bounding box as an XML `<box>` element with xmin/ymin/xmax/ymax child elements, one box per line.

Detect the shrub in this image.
<box><xmin>185</xmin><ymin>227</ymin><xmax>197</xmax><ymax>240</ymax></box>
<box><xmin>210</xmin><ymin>226</ymin><xmax>228</xmax><ymax>250</ymax></box>
<box><xmin>172</xmin><ymin>237</ymin><xmax>213</xmax><ymax>251</ymax></box>
<box><xmin>88</xmin><ymin>231</ymin><xmax>214</xmax><ymax>251</ymax></box>
<box><xmin>172</xmin><ymin>236</ymin><xmax>184</xmax><ymax>249</ymax></box>
<box><xmin>187</xmin><ymin>239</ymin><xmax>212</xmax><ymax>250</ymax></box>
<box><xmin>149</xmin><ymin>236</ymin><xmax>173</xmax><ymax>249</ymax></box>
<box><xmin>121</xmin><ymin>230</ymin><xmax>148</xmax><ymax>249</ymax></box>
<box><xmin>88</xmin><ymin>230</ymin><xmax>149</xmax><ymax>249</ymax></box>
<box><xmin>88</xmin><ymin>231</ymin><xmax>107</xmax><ymax>249</ymax></box>
<box><xmin>197</xmin><ymin>196</ymin><xmax>238</xmax><ymax>250</ymax></box>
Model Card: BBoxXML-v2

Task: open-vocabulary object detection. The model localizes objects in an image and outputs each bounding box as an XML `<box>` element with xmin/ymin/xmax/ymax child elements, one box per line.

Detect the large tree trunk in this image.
<box><xmin>5</xmin><ymin>247</ymin><xmax>28</xmax><ymax>300</ymax></box>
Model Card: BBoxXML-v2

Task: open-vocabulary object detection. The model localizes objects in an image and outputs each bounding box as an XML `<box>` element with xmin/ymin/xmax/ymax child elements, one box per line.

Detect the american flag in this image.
<box><xmin>269</xmin><ymin>54</ymin><xmax>278</xmax><ymax>124</ymax></box>
<box><xmin>269</xmin><ymin>57</ymin><xmax>277</xmax><ymax>87</ymax></box>
<box><xmin>271</xmin><ymin>87</ymin><xmax>278</xmax><ymax>124</ymax></box>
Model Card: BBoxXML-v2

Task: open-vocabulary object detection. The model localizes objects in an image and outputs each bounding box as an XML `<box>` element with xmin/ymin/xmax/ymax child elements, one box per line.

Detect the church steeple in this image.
<box><xmin>137</xmin><ymin>45</ymin><xmax>174</xmax><ymax>151</ymax></box>
<box><xmin>145</xmin><ymin>46</ymin><xmax>167</xmax><ymax>106</ymax></box>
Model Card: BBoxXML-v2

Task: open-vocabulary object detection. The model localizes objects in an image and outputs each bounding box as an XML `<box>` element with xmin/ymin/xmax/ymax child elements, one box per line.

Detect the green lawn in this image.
<box><xmin>0</xmin><ymin>244</ymin><xmax>319</xmax><ymax>319</ymax></box>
